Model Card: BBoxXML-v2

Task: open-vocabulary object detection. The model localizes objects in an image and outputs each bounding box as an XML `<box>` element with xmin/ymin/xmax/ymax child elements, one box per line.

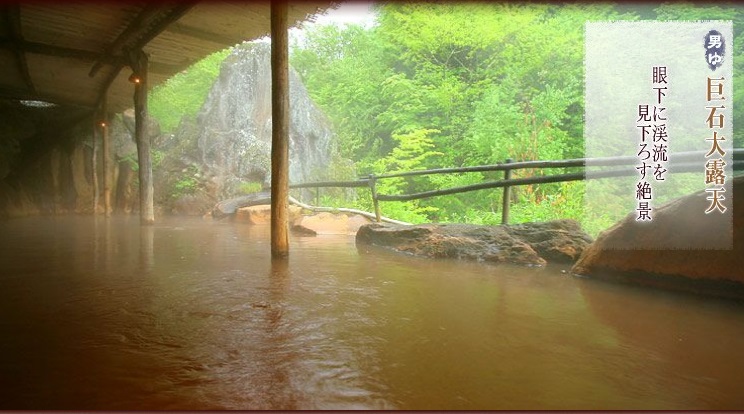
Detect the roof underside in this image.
<box><xmin>0</xmin><ymin>1</ymin><xmax>334</xmax><ymax>114</ymax></box>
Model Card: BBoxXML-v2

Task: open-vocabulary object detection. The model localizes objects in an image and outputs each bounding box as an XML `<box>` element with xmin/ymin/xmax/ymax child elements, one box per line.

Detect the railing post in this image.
<box><xmin>314</xmin><ymin>186</ymin><xmax>319</xmax><ymax>206</ymax></box>
<box><xmin>501</xmin><ymin>158</ymin><xmax>512</xmax><ymax>225</ymax></box>
<box><xmin>368</xmin><ymin>174</ymin><xmax>382</xmax><ymax>223</ymax></box>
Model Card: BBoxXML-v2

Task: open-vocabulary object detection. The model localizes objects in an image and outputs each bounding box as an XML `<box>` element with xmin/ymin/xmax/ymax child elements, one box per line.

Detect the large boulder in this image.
<box><xmin>572</xmin><ymin>176</ymin><xmax>744</xmax><ymax>299</ymax></box>
<box><xmin>293</xmin><ymin>212</ymin><xmax>373</xmax><ymax>235</ymax></box>
<box><xmin>356</xmin><ymin>220</ymin><xmax>592</xmax><ymax>266</ymax></box>
<box><xmin>235</xmin><ymin>204</ymin><xmax>302</xmax><ymax>225</ymax></box>
<box><xmin>153</xmin><ymin>42</ymin><xmax>337</xmax><ymax>216</ymax></box>
<box><xmin>210</xmin><ymin>192</ymin><xmax>272</xmax><ymax>219</ymax></box>
<box><xmin>191</xmin><ymin>42</ymin><xmax>334</xmax><ymax>198</ymax></box>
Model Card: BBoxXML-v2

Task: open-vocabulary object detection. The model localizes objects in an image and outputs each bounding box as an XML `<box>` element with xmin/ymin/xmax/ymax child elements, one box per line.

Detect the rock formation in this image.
<box><xmin>157</xmin><ymin>42</ymin><xmax>335</xmax><ymax>215</ymax></box>
<box><xmin>0</xmin><ymin>100</ymin><xmax>140</xmax><ymax>217</ymax></box>
<box><xmin>199</xmin><ymin>42</ymin><xmax>334</xmax><ymax>187</ymax></box>
<box><xmin>572</xmin><ymin>175</ymin><xmax>744</xmax><ymax>299</ymax></box>
<box><xmin>0</xmin><ymin>42</ymin><xmax>336</xmax><ymax>218</ymax></box>
<box><xmin>294</xmin><ymin>212</ymin><xmax>373</xmax><ymax>235</ymax></box>
<box><xmin>356</xmin><ymin>220</ymin><xmax>593</xmax><ymax>266</ymax></box>
<box><xmin>235</xmin><ymin>204</ymin><xmax>303</xmax><ymax>225</ymax></box>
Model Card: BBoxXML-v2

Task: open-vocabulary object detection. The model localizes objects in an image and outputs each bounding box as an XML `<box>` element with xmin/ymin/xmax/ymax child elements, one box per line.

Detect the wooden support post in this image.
<box><xmin>131</xmin><ymin>49</ymin><xmax>155</xmax><ymax>225</ymax></box>
<box><xmin>270</xmin><ymin>0</ymin><xmax>290</xmax><ymax>258</ymax></box>
<box><xmin>92</xmin><ymin>113</ymin><xmax>99</xmax><ymax>214</ymax></box>
<box><xmin>501</xmin><ymin>158</ymin><xmax>512</xmax><ymax>225</ymax></box>
<box><xmin>100</xmin><ymin>95</ymin><xmax>112</xmax><ymax>217</ymax></box>
<box><xmin>369</xmin><ymin>174</ymin><xmax>381</xmax><ymax>223</ymax></box>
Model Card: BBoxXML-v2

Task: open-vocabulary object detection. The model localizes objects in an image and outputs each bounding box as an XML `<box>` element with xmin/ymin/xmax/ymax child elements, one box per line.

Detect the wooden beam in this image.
<box><xmin>4</xmin><ymin>6</ymin><xmax>35</xmax><ymax>95</ymax></box>
<box><xmin>88</xmin><ymin>4</ymin><xmax>162</xmax><ymax>77</ymax></box>
<box><xmin>89</xmin><ymin>2</ymin><xmax>195</xmax><ymax>78</ymax></box>
<box><xmin>166</xmin><ymin>22</ymin><xmax>244</xmax><ymax>46</ymax></box>
<box><xmin>131</xmin><ymin>50</ymin><xmax>154</xmax><ymax>225</ymax></box>
<box><xmin>93</xmin><ymin>59</ymin><xmax>184</xmax><ymax>110</ymax></box>
<box><xmin>95</xmin><ymin>63</ymin><xmax>124</xmax><ymax>109</ymax></box>
<box><xmin>92</xmin><ymin>2</ymin><xmax>194</xmax><ymax>111</ymax></box>
<box><xmin>0</xmin><ymin>38</ymin><xmax>122</xmax><ymax>64</ymax></box>
<box><xmin>131</xmin><ymin>3</ymin><xmax>196</xmax><ymax>51</ymax></box>
<box><xmin>270</xmin><ymin>0</ymin><xmax>290</xmax><ymax>258</ymax></box>
<box><xmin>0</xmin><ymin>39</ymin><xmax>184</xmax><ymax>76</ymax></box>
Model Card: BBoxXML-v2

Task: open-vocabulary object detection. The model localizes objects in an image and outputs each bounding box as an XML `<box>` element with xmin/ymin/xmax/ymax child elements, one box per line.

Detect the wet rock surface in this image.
<box><xmin>235</xmin><ymin>204</ymin><xmax>303</xmax><ymax>225</ymax></box>
<box><xmin>210</xmin><ymin>192</ymin><xmax>272</xmax><ymax>219</ymax></box>
<box><xmin>356</xmin><ymin>219</ymin><xmax>593</xmax><ymax>266</ymax></box>
<box><xmin>293</xmin><ymin>212</ymin><xmax>373</xmax><ymax>235</ymax></box>
<box><xmin>572</xmin><ymin>175</ymin><xmax>744</xmax><ymax>299</ymax></box>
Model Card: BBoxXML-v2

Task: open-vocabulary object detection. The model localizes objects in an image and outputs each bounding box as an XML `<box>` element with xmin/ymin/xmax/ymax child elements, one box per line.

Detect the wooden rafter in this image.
<box><xmin>4</xmin><ymin>5</ymin><xmax>35</xmax><ymax>95</ymax></box>
<box><xmin>92</xmin><ymin>2</ymin><xmax>195</xmax><ymax>110</ymax></box>
<box><xmin>89</xmin><ymin>2</ymin><xmax>195</xmax><ymax>78</ymax></box>
<box><xmin>0</xmin><ymin>38</ymin><xmax>121</xmax><ymax>64</ymax></box>
<box><xmin>88</xmin><ymin>4</ymin><xmax>163</xmax><ymax>78</ymax></box>
<box><xmin>95</xmin><ymin>63</ymin><xmax>124</xmax><ymax>107</ymax></box>
<box><xmin>131</xmin><ymin>3</ymin><xmax>197</xmax><ymax>51</ymax></box>
<box><xmin>166</xmin><ymin>22</ymin><xmax>245</xmax><ymax>46</ymax></box>
<box><xmin>0</xmin><ymin>2</ymin><xmax>332</xmax><ymax>114</ymax></box>
<box><xmin>94</xmin><ymin>59</ymin><xmax>185</xmax><ymax>107</ymax></box>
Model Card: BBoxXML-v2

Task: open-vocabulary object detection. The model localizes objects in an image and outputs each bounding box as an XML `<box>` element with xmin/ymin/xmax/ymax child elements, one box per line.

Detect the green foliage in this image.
<box><xmin>237</xmin><ymin>181</ymin><xmax>263</xmax><ymax>194</ymax></box>
<box><xmin>368</xmin><ymin>129</ymin><xmax>443</xmax><ymax>223</ymax></box>
<box><xmin>151</xmin><ymin>149</ymin><xmax>165</xmax><ymax>168</ymax></box>
<box><xmin>121</xmin><ymin>150</ymin><xmax>164</xmax><ymax>173</ymax></box>
<box><xmin>164</xmin><ymin>165</ymin><xmax>201</xmax><ymax>200</ymax></box>
<box><xmin>425</xmin><ymin>172</ymin><xmax>490</xmax><ymax>222</ymax></box>
<box><xmin>285</xmin><ymin>3</ymin><xmax>744</xmax><ymax>233</ymax></box>
<box><xmin>173</xmin><ymin>176</ymin><xmax>198</xmax><ymax>197</ymax></box>
<box><xmin>149</xmin><ymin>48</ymin><xmax>231</xmax><ymax>133</ymax></box>
<box><xmin>292</xmin><ymin>24</ymin><xmax>392</xmax><ymax>163</ymax></box>
<box><xmin>122</xmin><ymin>153</ymin><xmax>138</xmax><ymax>171</ymax></box>
<box><xmin>510</xmin><ymin>181</ymin><xmax>585</xmax><ymax>223</ymax></box>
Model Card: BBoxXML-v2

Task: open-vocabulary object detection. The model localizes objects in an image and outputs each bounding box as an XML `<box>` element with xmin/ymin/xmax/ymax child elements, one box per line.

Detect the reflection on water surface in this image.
<box><xmin>1</xmin><ymin>216</ymin><xmax>743</xmax><ymax>409</ymax></box>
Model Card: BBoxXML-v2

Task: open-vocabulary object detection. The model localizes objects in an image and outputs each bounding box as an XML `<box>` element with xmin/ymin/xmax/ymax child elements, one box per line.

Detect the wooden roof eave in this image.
<box><xmin>0</xmin><ymin>2</ymin><xmax>336</xmax><ymax>114</ymax></box>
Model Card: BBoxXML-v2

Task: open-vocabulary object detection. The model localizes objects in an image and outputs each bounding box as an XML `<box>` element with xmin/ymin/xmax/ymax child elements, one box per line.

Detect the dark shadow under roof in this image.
<box><xmin>0</xmin><ymin>1</ymin><xmax>335</xmax><ymax>114</ymax></box>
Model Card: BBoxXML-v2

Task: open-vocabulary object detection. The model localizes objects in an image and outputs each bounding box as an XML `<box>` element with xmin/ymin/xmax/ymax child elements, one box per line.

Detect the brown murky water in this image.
<box><xmin>1</xmin><ymin>216</ymin><xmax>743</xmax><ymax>410</ymax></box>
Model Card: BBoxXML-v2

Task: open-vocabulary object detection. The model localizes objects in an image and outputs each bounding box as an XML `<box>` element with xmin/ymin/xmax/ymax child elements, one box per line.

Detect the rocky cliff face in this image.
<box><xmin>1</xmin><ymin>42</ymin><xmax>336</xmax><ymax>218</ymax></box>
<box><xmin>158</xmin><ymin>42</ymin><xmax>335</xmax><ymax>214</ymax></box>
<box><xmin>0</xmin><ymin>101</ymin><xmax>140</xmax><ymax>218</ymax></box>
